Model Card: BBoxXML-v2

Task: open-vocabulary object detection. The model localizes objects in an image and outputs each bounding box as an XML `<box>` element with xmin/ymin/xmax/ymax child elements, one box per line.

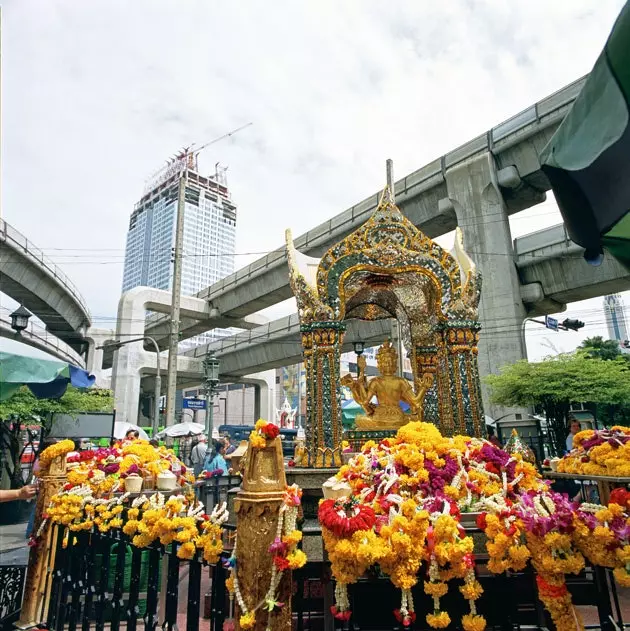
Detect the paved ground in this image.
<box><xmin>0</xmin><ymin>521</ymin><xmax>29</xmax><ymax>566</ymax></box>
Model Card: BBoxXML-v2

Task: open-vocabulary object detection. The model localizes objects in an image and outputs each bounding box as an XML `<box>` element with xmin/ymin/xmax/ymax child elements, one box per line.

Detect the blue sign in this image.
<box><xmin>545</xmin><ymin>316</ymin><xmax>558</xmax><ymax>331</ymax></box>
<box><xmin>183</xmin><ymin>398</ymin><xmax>206</xmax><ymax>410</ymax></box>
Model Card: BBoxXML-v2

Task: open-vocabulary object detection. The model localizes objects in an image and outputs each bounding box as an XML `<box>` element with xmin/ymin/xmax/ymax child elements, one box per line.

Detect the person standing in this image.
<box><xmin>223</xmin><ymin>435</ymin><xmax>236</xmax><ymax>455</ymax></box>
<box><xmin>191</xmin><ymin>435</ymin><xmax>208</xmax><ymax>478</ymax></box>
<box><xmin>566</xmin><ymin>418</ymin><xmax>581</xmax><ymax>452</ymax></box>
<box><xmin>204</xmin><ymin>440</ymin><xmax>228</xmax><ymax>475</ymax></box>
<box><xmin>486</xmin><ymin>426</ymin><xmax>502</xmax><ymax>448</ymax></box>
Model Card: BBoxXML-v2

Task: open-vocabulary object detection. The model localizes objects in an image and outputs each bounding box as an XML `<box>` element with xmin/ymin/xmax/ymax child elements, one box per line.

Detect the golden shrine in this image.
<box><xmin>286</xmin><ymin>161</ymin><xmax>484</xmax><ymax>467</ymax></box>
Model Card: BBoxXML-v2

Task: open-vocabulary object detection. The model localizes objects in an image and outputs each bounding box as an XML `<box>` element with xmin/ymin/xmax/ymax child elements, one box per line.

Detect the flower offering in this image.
<box><xmin>318</xmin><ymin>421</ymin><xmax>630</xmax><ymax>630</ymax></box>
<box><xmin>557</xmin><ymin>426</ymin><xmax>630</xmax><ymax>477</ymax></box>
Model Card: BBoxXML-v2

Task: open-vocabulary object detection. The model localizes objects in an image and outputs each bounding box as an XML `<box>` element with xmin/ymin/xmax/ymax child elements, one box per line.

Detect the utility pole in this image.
<box><xmin>385</xmin><ymin>158</ymin><xmax>405</xmax><ymax>377</ymax></box>
<box><xmin>165</xmin><ymin>172</ymin><xmax>187</xmax><ymax>426</ymax></box>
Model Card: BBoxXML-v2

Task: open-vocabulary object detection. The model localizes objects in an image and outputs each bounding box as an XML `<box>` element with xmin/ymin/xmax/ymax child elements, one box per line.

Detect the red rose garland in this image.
<box><xmin>318</xmin><ymin>499</ymin><xmax>376</xmax><ymax>537</ymax></box>
<box><xmin>260</xmin><ymin>423</ymin><xmax>280</xmax><ymax>440</ymax></box>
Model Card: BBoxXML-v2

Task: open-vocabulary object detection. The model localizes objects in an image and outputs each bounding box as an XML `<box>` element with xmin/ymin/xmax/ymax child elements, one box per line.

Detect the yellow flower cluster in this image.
<box><xmin>528</xmin><ymin>531</ymin><xmax>584</xmax><ymax>577</ymax></box>
<box><xmin>536</xmin><ymin>573</ymin><xmax>584</xmax><ymax>631</ymax></box>
<box><xmin>38</xmin><ymin>440</ymin><xmax>75</xmax><ymax>469</ymax></box>
<box><xmin>423</xmin><ymin>513</ymin><xmax>479</xmax><ymax>630</ymax></box>
<box><xmin>573</xmin><ymin>503</ymin><xmax>630</xmax><ymax>586</ymax></box>
<box><xmin>123</xmin><ymin>442</ymin><xmax>174</xmax><ymax>477</ymax></box>
<box><xmin>45</xmin><ymin>486</ymin><xmax>227</xmax><ymax>563</ymax></box>
<box><xmin>558</xmin><ymin>426</ymin><xmax>630</xmax><ymax>477</ymax></box>
<box><xmin>482</xmin><ymin>514</ymin><xmax>530</xmax><ymax>574</ymax></box>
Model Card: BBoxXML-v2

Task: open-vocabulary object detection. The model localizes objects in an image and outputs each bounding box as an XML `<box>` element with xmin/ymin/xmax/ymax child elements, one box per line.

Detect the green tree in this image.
<box><xmin>577</xmin><ymin>337</ymin><xmax>630</xmax><ymax>425</ymax></box>
<box><xmin>0</xmin><ymin>386</ymin><xmax>113</xmax><ymax>489</ymax></box>
<box><xmin>578</xmin><ymin>336</ymin><xmax>624</xmax><ymax>360</ymax></box>
<box><xmin>485</xmin><ymin>355</ymin><xmax>630</xmax><ymax>456</ymax></box>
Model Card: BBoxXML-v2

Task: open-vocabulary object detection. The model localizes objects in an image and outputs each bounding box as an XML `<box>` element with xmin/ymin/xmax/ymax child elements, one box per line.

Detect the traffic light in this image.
<box><xmin>561</xmin><ymin>318</ymin><xmax>585</xmax><ymax>331</ymax></box>
<box><xmin>623</xmin><ymin>340</ymin><xmax>630</xmax><ymax>349</ymax></box>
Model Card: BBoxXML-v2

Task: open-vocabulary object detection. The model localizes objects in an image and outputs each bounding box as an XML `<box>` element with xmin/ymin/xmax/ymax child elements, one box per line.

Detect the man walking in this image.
<box><xmin>191</xmin><ymin>435</ymin><xmax>208</xmax><ymax>478</ymax></box>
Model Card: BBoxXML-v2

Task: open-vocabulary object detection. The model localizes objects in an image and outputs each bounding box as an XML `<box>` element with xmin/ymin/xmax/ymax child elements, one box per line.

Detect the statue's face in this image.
<box><xmin>378</xmin><ymin>355</ymin><xmax>396</xmax><ymax>375</ymax></box>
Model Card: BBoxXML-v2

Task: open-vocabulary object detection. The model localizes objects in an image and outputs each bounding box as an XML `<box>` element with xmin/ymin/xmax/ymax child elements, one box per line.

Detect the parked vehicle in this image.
<box><xmin>217</xmin><ymin>424</ymin><xmax>297</xmax><ymax>457</ymax></box>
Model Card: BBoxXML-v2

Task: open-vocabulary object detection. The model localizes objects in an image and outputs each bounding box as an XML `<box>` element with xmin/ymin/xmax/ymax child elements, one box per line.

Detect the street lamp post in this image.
<box><xmin>99</xmin><ymin>337</ymin><xmax>162</xmax><ymax>436</ymax></box>
<box><xmin>203</xmin><ymin>352</ymin><xmax>220</xmax><ymax>442</ymax></box>
<box><xmin>10</xmin><ymin>305</ymin><xmax>32</xmax><ymax>333</ymax></box>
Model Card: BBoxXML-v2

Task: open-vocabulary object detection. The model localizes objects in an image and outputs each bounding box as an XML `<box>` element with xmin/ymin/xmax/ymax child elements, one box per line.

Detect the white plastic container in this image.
<box><xmin>157</xmin><ymin>470</ymin><xmax>178</xmax><ymax>491</ymax></box>
<box><xmin>124</xmin><ymin>474</ymin><xmax>143</xmax><ymax>494</ymax></box>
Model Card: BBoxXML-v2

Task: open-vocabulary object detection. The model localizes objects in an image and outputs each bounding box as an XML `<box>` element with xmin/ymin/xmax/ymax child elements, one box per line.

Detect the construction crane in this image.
<box><xmin>145</xmin><ymin>122</ymin><xmax>253</xmax><ymax>192</ymax></box>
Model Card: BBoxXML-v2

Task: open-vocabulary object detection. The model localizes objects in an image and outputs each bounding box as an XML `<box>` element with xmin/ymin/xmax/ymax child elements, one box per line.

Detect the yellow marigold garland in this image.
<box><xmin>38</xmin><ymin>439</ymin><xmax>75</xmax><ymax>469</ymax></box>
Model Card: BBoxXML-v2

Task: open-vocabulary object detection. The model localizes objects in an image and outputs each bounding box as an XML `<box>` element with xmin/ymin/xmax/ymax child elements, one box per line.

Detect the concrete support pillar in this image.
<box><xmin>234</xmin><ymin>370</ymin><xmax>275</xmax><ymax>422</ymax></box>
<box><xmin>85</xmin><ymin>327</ymin><xmax>115</xmax><ymax>388</ymax></box>
<box><xmin>444</xmin><ymin>153</ymin><xmax>528</xmax><ymax>421</ymax></box>
<box><xmin>112</xmin><ymin>288</ymin><xmax>154</xmax><ymax>425</ymax></box>
<box><xmin>112</xmin><ymin>344</ymin><xmax>143</xmax><ymax>425</ymax></box>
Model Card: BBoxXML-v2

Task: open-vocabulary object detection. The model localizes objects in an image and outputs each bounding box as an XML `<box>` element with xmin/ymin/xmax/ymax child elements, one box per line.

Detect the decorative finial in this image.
<box><xmin>378</xmin><ymin>159</ymin><xmax>396</xmax><ymax>208</ymax></box>
<box><xmin>386</xmin><ymin>159</ymin><xmax>395</xmax><ymax>203</ymax></box>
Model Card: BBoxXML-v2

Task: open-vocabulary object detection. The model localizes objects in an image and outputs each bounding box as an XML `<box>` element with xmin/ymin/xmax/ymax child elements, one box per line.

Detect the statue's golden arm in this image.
<box><xmin>341</xmin><ymin>374</ymin><xmax>375</xmax><ymax>415</ymax></box>
<box><xmin>400</xmin><ymin>374</ymin><xmax>434</xmax><ymax>413</ymax></box>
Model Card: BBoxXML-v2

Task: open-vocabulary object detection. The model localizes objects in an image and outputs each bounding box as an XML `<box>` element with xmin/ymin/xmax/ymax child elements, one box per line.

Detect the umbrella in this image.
<box><xmin>113</xmin><ymin>422</ymin><xmax>149</xmax><ymax>441</ymax></box>
<box><xmin>156</xmin><ymin>421</ymin><xmax>205</xmax><ymax>439</ymax></box>
<box><xmin>342</xmin><ymin>399</ymin><xmax>364</xmax><ymax>426</ymax></box>
<box><xmin>0</xmin><ymin>351</ymin><xmax>95</xmax><ymax>401</ymax></box>
<box><xmin>540</xmin><ymin>1</ymin><xmax>630</xmax><ymax>267</ymax></box>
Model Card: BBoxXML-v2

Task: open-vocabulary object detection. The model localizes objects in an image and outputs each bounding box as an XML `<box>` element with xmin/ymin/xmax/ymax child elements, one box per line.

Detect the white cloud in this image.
<box><xmin>2</xmin><ymin>0</ymin><xmax>628</xmax><ymax>359</ymax></box>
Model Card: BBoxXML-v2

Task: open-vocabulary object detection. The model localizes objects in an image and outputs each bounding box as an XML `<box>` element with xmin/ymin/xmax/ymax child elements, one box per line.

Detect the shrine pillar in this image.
<box><xmin>234</xmin><ymin>437</ymin><xmax>292</xmax><ymax>631</ymax></box>
<box><xmin>443</xmin><ymin>324</ymin><xmax>484</xmax><ymax>437</ymax></box>
<box><xmin>413</xmin><ymin>345</ymin><xmax>440</xmax><ymax>425</ymax></box>
<box><xmin>17</xmin><ymin>457</ymin><xmax>67</xmax><ymax>628</ymax></box>
<box><xmin>300</xmin><ymin>321</ymin><xmax>345</xmax><ymax>468</ymax></box>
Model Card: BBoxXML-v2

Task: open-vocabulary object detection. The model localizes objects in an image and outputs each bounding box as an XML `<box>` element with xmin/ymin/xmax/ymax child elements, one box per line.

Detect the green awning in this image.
<box><xmin>0</xmin><ymin>351</ymin><xmax>95</xmax><ymax>401</ymax></box>
<box><xmin>540</xmin><ymin>1</ymin><xmax>630</xmax><ymax>266</ymax></box>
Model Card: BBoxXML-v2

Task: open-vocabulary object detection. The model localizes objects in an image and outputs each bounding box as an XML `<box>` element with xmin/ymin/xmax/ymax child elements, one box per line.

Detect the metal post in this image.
<box><xmin>146</xmin><ymin>338</ymin><xmax>162</xmax><ymax>436</ymax></box>
<box><xmin>386</xmin><ymin>158</ymin><xmax>395</xmax><ymax>201</ymax></box>
<box><xmin>208</xmin><ymin>394</ymin><xmax>214</xmax><ymax>443</ymax></box>
<box><xmin>165</xmin><ymin>173</ymin><xmax>187</xmax><ymax>426</ymax></box>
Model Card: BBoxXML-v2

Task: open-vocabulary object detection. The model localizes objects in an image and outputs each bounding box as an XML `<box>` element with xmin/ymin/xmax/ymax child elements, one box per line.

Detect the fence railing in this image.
<box><xmin>43</xmin><ymin>521</ymin><xmax>625</xmax><ymax>631</ymax></box>
<box><xmin>41</xmin><ymin>517</ymin><xmax>625</xmax><ymax>631</ymax></box>
<box><xmin>0</xmin><ymin>564</ymin><xmax>27</xmax><ymax>630</ymax></box>
<box><xmin>0</xmin><ymin>307</ymin><xmax>85</xmax><ymax>368</ymax></box>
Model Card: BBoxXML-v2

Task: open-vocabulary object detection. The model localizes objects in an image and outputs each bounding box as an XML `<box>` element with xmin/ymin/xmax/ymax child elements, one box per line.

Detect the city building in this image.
<box><xmin>122</xmin><ymin>151</ymin><xmax>237</xmax><ymax>349</ymax></box>
<box><xmin>604</xmin><ymin>293</ymin><xmax>629</xmax><ymax>342</ymax></box>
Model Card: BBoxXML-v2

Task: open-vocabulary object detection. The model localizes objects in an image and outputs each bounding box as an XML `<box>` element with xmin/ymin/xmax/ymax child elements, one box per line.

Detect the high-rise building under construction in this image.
<box><xmin>122</xmin><ymin>152</ymin><xmax>237</xmax><ymax>347</ymax></box>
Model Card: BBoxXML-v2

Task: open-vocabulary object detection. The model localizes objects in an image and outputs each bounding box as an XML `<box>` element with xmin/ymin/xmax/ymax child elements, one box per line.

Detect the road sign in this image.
<box><xmin>545</xmin><ymin>316</ymin><xmax>558</xmax><ymax>331</ymax></box>
<box><xmin>183</xmin><ymin>398</ymin><xmax>206</xmax><ymax>410</ymax></box>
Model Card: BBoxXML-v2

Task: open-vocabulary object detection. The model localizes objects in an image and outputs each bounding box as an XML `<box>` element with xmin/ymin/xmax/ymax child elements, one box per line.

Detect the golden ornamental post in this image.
<box><xmin>234</xmin><ymin>435</ymin><xmax>292</xmax><ymax>630</ymax></box>
<box><xmin>16</xmin><ymin>455</ymin><xmax>67</xmax><ymax>629</ymax></box>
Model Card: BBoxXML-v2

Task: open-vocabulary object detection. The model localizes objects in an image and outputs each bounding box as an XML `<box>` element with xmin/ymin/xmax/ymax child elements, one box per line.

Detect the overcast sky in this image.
<box><xmin>2</xmin><ymin>0</ymin><xmax>629</xmax><ymax>363</ymax></box>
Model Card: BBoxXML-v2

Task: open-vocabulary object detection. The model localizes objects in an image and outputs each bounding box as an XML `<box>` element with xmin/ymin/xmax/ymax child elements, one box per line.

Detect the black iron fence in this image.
<box><xmin>42</xmin><ymin>516</ymin><xmax>626</xmax><ymax>631</ymax></box>
<box><xmin>198</xmin><ymin>475</ymin><xmax>242</xmax><ymax>514</ymax></box>
<box><xmin>0</xmin><ymin>564</ymin><xmax>27</xmax><ymax>631</ymax></box>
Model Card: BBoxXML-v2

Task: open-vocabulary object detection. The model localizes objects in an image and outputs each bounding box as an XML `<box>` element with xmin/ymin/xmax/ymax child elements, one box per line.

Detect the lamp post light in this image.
<box><xmin>10</xmin><ymin>305</ymin><xmax>32</xmax><ymax>333</ymax></box>
<box><xmin>353</xmin><ymin>341</ymin><xmax>365</xmax><ymax>357</ymax></box>
<box><xmin>98</xmin><ymin>336</ymin><xmax>162</xmax><ymax>436</ymax></box>
<box><xmin>203</xmin><ymin>352</ymin><xmax>220</xmax><ymax>442</ymax></box>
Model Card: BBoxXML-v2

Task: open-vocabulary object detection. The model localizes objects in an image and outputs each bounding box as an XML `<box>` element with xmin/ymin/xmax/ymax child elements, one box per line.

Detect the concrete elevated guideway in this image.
<box><xmin>0</xmin><ymin>219</ymin><xmax>92</xmax><ymax>353</ymax></box>
<box><xmin>145</xmin><ymin>75</ymin><xmax>586</xmax><ymax>349</ymax></box>
<box><xmin>516</xmin><ymin>224</ymin><xmax>630</xmax><ymax>309</ymax></box>
<box><xmin>0</xmin><ymin>310</ymin><xmax>86</xmax><ymax>367</ymax></box>
<box><xmin>184</xmin><ymin>223</ymin><xmax>630</xmax><ymax>378</ymax></box>
<box><xmin>115</xmin><ymin>74</ymin><xmax>628</xmax><ymax>421</ymax></box>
